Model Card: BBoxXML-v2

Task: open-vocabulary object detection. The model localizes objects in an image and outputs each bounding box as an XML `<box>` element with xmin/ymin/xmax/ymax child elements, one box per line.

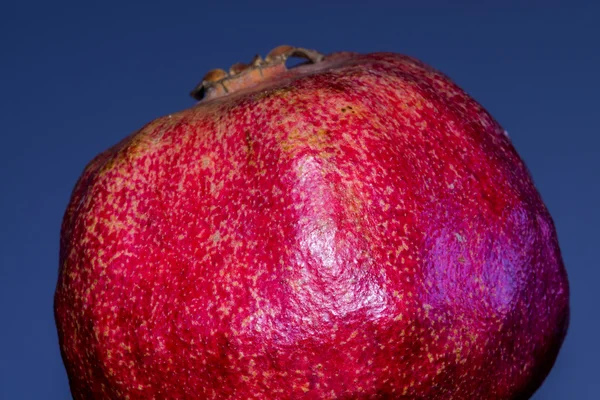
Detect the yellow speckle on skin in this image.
<box><xmin>210</xmin><ymin>231</ymin><xmax>221</xmax><ymax>242</ymax></box>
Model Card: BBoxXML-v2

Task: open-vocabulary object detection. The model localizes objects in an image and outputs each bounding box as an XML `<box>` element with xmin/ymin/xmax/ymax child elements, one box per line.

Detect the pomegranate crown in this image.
<box><xmin>190</xmin><ymin>45</ymin><xmax>324</xmax><ymax>101</ymax></box>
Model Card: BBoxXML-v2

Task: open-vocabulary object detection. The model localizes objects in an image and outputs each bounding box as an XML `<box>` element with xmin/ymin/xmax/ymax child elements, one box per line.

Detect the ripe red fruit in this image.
<box><xmin>55</xmin><ymin>46</ymin><xmax>569</xmax><ymax>399</ymax></box>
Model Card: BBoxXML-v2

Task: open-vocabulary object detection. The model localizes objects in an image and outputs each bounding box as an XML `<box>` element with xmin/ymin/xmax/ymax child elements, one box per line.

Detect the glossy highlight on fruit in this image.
<box><xmin>55</xmin><ymin>46</ymin><xmax>569</xmax><ymax>399</ymax></box>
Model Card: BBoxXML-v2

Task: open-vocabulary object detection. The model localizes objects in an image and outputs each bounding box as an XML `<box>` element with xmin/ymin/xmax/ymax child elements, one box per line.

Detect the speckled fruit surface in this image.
<box><xmin>55</xmin><ymin>48</ymin><xmax>569</xmax><ymax>399</ymax></box>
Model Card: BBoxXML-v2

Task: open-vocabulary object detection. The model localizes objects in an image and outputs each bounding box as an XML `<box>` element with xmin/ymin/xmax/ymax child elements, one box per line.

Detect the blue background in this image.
<box><xmin>1</xmin><ymin>1</ymin><xmax>598</xmax><ymax>398</ymax></box>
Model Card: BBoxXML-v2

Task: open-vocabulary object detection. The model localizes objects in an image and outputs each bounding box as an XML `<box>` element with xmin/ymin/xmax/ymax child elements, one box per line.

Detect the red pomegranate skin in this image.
<box><xmin>55</xmin><ymin>51</ymin><xmax>569</xmax><ymax>399</ymax></box>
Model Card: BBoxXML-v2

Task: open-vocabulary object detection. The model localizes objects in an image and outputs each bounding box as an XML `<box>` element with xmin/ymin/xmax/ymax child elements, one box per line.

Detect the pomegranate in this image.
<box><xmin>55</xmin><ymin>46</ymin><xmax>569</xmax><ymax>399</ymax></box>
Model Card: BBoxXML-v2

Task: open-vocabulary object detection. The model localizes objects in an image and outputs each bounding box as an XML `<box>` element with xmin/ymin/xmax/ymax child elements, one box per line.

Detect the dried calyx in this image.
<box><xmin>190</xmin><ymin>45</ymin><xmax>325</xmax><ymax>101</ymax></box>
